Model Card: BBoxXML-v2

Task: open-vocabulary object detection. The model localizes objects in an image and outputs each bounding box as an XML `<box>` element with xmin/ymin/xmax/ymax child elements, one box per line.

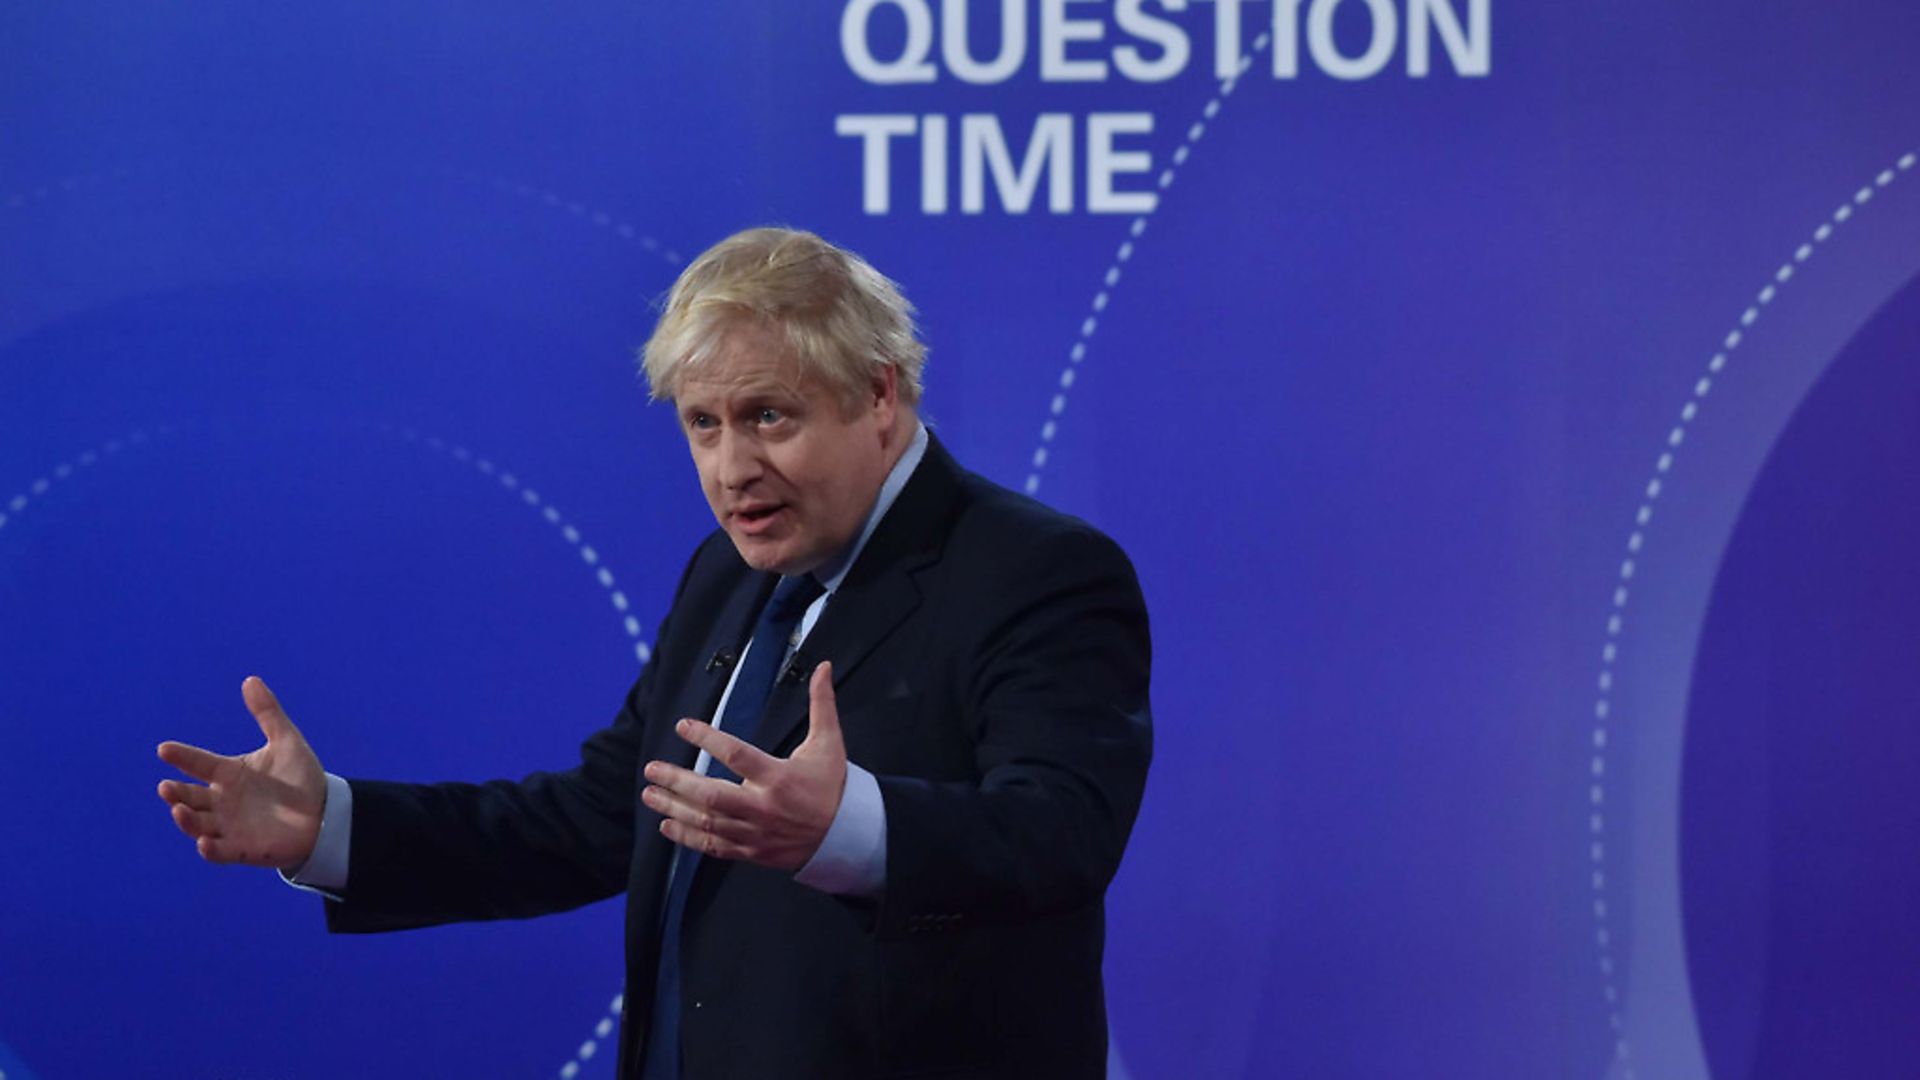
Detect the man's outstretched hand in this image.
<box><xmin>156</xmin><ymin>676</ymin><xmax>327</xmax><ymax>870</ymax></box>
<box><xmin>642</xmin><ymin>661</ymin><xmax>847</xmax><ymax>871</ymax></box>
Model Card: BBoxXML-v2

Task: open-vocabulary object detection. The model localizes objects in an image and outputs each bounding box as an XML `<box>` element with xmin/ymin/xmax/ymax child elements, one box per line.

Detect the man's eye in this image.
<box><xmin>757</xmin><ymin>408</ymin><xmax>785</xmax><ymax>425</ymax></box>
<box><xmin>687</xmin><ymin>414</ymin><xmax>716</xmax><ymax>431</ymax></box>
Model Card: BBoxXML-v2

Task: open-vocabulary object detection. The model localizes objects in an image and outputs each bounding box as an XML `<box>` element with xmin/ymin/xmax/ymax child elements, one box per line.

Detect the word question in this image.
<box><xmin>834</xmin><ymin>0</ymin><xmax>1491</xmax><ymax>215</ymax></box>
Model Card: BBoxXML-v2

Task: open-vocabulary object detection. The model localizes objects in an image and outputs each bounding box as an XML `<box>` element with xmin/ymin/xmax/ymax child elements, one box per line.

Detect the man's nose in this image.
<box><xmin>716</xmin><ymin>428</ymin><xmax>764</xmax><ymax>489</ymax></box>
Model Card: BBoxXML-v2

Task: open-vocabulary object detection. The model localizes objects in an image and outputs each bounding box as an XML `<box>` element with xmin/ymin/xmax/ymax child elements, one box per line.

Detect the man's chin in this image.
<box><xmin>727</xmin><ymin>532</ymin><xmax>811</xmax><ymax>576</ymax></box>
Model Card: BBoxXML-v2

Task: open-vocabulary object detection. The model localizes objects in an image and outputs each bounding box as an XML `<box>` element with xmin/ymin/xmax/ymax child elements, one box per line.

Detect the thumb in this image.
<box><xmin>242</xmin><ymin>676</ymin><xmax>295</xmax><ymax>743</ymax></box>
<box><xmin>803</xmin><ymin>661</ymin><xmax>842</xmax><ymax>750</ymax></box>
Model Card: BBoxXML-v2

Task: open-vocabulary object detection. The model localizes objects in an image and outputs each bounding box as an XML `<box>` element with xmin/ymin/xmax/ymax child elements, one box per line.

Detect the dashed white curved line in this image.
<box><xmin>388</xmin><ymin>424</ymin><xmax>653</xmax><ymax>667</ymax></box>
<box><xmin>3</xmin><ymin>165</ymin><xmax>686</xmax><ymax>277</ymax></box>
<box><xmin>446</xmin><ymin>170</ymin><xmax>685</xmax><ymax>267</ymax></box>
<box><xmin>557</xmin><ymin>992</ymin><xmax>625</xmax><ymax>1079</ymax></box>
<box><xmin>0</xmin><ymin>170</ymin><xmax>121</xmax><ymax>213</ymax></box>
<box><xmin>1002</xmin><ymin>39</ymin><xmax>1273</xmax><ymax>1080</ymax></box>
<box><xmin>1023</xmin><ymin>36</ymin><xmax>1271</xmax><ymax>496</ymax></box>
<box><xmin>1585</xmin><ymin>148</ymin><xmax>1915</xmax><ymax>1078</ymax></box>
<box><xmin>997</xmin><ymin>41</ymin><xmax>1278</xmax><ymax>1080</ymax></box>
<box><xmin>0</xmin><ymin>427</ymin><xmax>166</xmax><ymax>537</ymax></box>
<box><xmin>4</xmin><ymin>422</ymin><xmax>653</xmax><ymax>672</ymax></box>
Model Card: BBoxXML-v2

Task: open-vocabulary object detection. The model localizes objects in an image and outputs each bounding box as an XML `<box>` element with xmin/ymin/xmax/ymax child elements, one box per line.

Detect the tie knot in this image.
<box><xmin>766</xmin><ymin>573</ymin><xmax>826</xmax><ymax>624</ymax></box>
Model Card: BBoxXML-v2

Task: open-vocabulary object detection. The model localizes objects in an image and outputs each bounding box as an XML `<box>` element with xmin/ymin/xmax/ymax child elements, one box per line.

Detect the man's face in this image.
<box><xmin>674</xmin><ymin>321</ymin><xmax>900</xmax><ymax>576</ymax></box>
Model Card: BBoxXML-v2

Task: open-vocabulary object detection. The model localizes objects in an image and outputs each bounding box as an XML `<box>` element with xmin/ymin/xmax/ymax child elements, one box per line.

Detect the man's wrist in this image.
<box><xmin>282</xmin><ymin>772</ymin><xmax>352</xmax><ymax>898</ymax></box>
<box><xmin>793</xmin><ymin>762</ymin><xmax>887</xmax><ymax>897</ymax></box>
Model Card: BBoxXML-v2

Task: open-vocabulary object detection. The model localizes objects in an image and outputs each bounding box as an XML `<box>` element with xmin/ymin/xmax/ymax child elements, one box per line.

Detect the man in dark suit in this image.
<box><xmin>158</xmin><ymin>227</ymin><xmax>1152</xmax><ymax>1078</ymax></box>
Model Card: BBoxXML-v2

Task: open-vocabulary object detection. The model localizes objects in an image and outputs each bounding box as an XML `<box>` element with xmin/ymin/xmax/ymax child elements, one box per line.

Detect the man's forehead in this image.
<box><xmin>674</xmin><ymin>339</ymin><xmax>811</xmax><ymax>403</ymax></box>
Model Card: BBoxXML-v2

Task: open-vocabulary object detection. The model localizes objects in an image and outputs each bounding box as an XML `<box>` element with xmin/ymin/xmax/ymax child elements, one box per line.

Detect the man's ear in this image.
<box><xmin>868</xmin><ymin>364</ymin><xmax>900</xmax><ymax>429</ymax></box>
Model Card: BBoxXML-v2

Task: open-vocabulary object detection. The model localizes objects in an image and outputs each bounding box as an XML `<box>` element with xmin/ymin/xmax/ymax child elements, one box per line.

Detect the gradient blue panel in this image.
<box><xmin>3</xmin><ymin>2</ymin><xmax>1920</xmax><ymax>1077</ymax></box>
<box><xmin>1683</xmin><ymin>269</ymin><xmax>1920</xmax><ymax>1079</ymax></box>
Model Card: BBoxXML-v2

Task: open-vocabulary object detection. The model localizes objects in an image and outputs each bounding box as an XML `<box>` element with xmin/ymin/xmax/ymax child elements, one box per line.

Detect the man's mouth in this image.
<box><xmin>733</xmin><ymin>504</ymin><xmax>787</xmax><ymax>533</ymax></box>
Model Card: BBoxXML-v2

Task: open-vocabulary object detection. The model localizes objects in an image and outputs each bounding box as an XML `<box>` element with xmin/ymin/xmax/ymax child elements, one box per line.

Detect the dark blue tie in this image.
<box><xmin>642</xmin><ymin>573</ymin><xmax>825</xmax><ymax>1079</ymax></box>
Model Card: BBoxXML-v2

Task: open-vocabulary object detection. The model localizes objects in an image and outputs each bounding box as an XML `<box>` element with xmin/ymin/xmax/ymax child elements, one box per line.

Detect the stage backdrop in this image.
<box><xmin>3</xmin><ymin>3</ymin><xmax>1917</xmax><ymax>1077</ymax></box>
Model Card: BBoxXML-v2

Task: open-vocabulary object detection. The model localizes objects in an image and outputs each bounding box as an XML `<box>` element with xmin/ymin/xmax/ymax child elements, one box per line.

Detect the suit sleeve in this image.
<box><xmin>323</xmin><ymin>545</ymin><xmax>707</xmax><ymax>933</ymax></box>
<box><xmin>324</xmin><ymin>686</ymin><xmax>646</xmax><ymax>932</ymax></box>
<box><xmin>872</xmin><ymin>524</ymin><xmax>1153</xmax><ymax>936</ymax></box>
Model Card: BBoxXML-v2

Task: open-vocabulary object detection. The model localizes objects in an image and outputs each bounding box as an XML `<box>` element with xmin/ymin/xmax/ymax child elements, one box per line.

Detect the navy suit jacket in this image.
<box><xmin>324</xmin><ymin>436</ymin><xmax>1153</xmax><ymax>1078</ymax></box>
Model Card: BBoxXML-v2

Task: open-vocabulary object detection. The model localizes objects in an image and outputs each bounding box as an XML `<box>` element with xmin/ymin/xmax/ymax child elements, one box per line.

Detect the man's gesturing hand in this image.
<box><xmin>155</xmin><ymin>676</ymin><xmax>327</xmax><ymax>870</ymax></box>
<box><xmin>643</xmin><ymin>661</ymin><xmax>847</xmax><ymax>871</ymax></box>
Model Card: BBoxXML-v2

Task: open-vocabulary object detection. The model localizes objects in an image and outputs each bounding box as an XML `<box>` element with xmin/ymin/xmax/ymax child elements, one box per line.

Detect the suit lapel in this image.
<box><xmin>647</xmin><ymin>568</ymin><xmax>777</xmax><ymax>771</ymax></box>
<box><xmin>750</xmin><ymin>434</ymin><xmax>964</xmax><ymax>757</ymax></box>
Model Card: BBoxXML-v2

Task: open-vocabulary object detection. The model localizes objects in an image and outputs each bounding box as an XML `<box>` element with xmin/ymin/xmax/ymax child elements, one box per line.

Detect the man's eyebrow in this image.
<box><xmin>736</xmin><ymin>384</ymin><xmax>807</xmax><ymax>403</ymax></box>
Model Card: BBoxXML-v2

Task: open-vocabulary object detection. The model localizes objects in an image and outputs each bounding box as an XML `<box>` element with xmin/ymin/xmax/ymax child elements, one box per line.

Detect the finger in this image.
<box><xmin>674</xmin><ymin>719</ymin><xmax>778</xmax><ymax>782</ymax></box>
<box><xmin>170</xmin><ymin>801</ymin><xmax>221</xmax><ymax>840</ymax></box>
<box><xmin>643</xmin><ymin>761</ymin><xmax>754</xmax><ymax>819</ymax></box>
<box><xmin>802</xmin><ymin>662</ymin><xmax>842</xmax><ymax>749</ymax></box>
<box><xmin>659</xmin><ymin>817</ymin><xmax>747</xmax><ymax>862</ymax></box>
<box><xmin>157</xmin><ymin>740</ymin><xmax>229</xmax><ymax>783</ymax></box>
<box><xmin>157</xmin><ymin>779</ymin><xmax>215</xmax><ymax>812</ymax></box>
<box><xmin>242</xmin><ymin>676</ymin><xmax>294</xmax><ymax>743</ymax></box>
<box><xmin>195</xmin><ymin>835</ymin><xmax>247</xmax><ymax>864</ymax></box>
<box><xmin>641</xmin><ymin>784</ymin><xmax>758</xmax><ymax>843</ymax></box>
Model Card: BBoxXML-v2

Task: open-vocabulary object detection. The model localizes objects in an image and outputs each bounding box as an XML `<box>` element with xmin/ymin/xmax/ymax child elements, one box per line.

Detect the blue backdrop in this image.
<box><xmin>2</xmin><ymin>3</ymin><xmax>1916</xmax><ymax>1077</ymax></box>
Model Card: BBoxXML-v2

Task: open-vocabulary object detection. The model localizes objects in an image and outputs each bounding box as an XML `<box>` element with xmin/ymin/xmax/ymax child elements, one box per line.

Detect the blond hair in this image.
<box><xmin>640</xmin><ymin>227</ymin><xmax>926</xmax><ymax>410</ymax></box>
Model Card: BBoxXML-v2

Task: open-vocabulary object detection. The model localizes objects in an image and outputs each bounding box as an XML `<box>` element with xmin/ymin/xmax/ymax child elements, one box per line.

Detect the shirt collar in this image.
<box><xmin>810</xmin><ymin>419</ymin><xmax>928</xmax><ymax>594</ymax></box>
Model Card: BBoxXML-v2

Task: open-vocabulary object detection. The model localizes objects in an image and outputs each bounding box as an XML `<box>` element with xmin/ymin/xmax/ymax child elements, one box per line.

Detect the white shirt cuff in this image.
<box><xmin>793</xmin><ymin>762</ymin><xmax>887</xmax><ymax>897</ymax></box>
<box><xmin>280</xmin><ymin>772</ymin><xmax>352</xmax><ymax>899</ymax></box>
